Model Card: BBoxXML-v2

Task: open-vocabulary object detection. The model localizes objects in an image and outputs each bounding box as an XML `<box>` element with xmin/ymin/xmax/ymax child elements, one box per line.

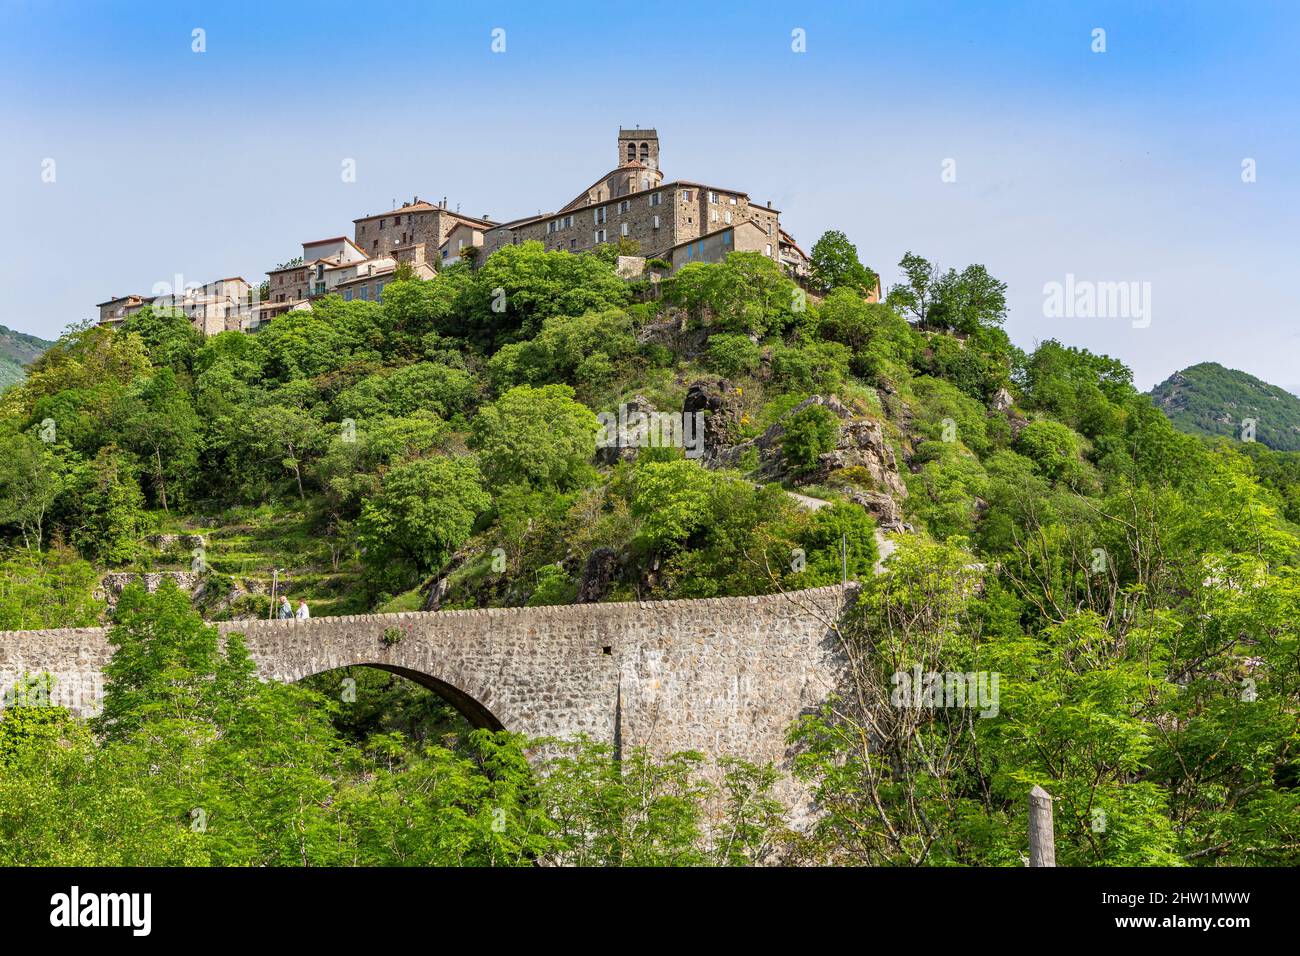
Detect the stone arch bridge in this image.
<box><xmin>1</xmin><ymin>587</ymin><xmax>852</xmax><ymax>804</ymax></box>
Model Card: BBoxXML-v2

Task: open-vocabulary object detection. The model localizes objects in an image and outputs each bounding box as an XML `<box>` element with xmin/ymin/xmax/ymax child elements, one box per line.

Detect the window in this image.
<box><xmin>344</xmin><ymin>289</ymin><xmax>353</xmax><ymax>302</ymax></box>
<box><xmin>725</xmin><ymin>211</ymin><xmax>732</xmax><ymax>224</ymax></box>
<box><xmin>360</xmin><ymin>225</ymin><xmax>366</xmax><ymax>236</ymax></box>
<box><xmin>359</xmin><ymin>286</ymin><xmax>368</xmax><ymax>301</ymax></box>
<box><xmin>640</xmin><ymin>142</ymin><xmax>649</xmax><ymax>162</ymax></box>
<box><xmin>373</xmin><ymin>240</ymin><xmax>379</xmax><ymax>251</ymax></box>
<box><xmin>569</xmin><ymin>238</ymin><xmax>576</xmax><ymax>249</ymax></box>
<box><xmin>708</xmin><ymin>191</ymin><xmax>716</xmax><ymax>203</ymax></box>
<box><xmin>380</xmin><ymin>219</ymin><xmax>386</xmax><ymax>228</ymax></box>
<box><xmin>441</xmin><ymin>248</ymin><xmax>449</xmax><ymax>259</ymax></box>
<box><xmin>564</xmin><ymin>215</ymin><xmax>573</xmax><ymax>228</ymax></box>
<box><xmin>767</xmin><ymin>222</ymin><xmax>773</xmax><ymax>235</ymax></box>
<box><xmin>729</xmin><ymin>197</ymin><xmax>737</xmax><ymax>205</ymax></box>
<box><xmin>765</xmin><ymin>244</ymin><xmax>773</xmax><ymax>256</ymax></box>
<box><xmin>618</xmin><ymin>200</ymin><xmax>630</xmax><ymax>213</ymax></box>
<box><xmin>621</xmin><ymin>222</ymin><xmax>629</xmax><ymax>237</ymax></box>
<box><xmin>653</xmin><ymin>215</ymin><xmax>660</xmax><ymax>229</ymax></box>
<box><xmin>682</xmin><ymin>190</ymin><xmax>692</xmax><ymax>202</ymax></box>
<box><xmin>626</xmin><ymin>142</ymin><xmax>636</xmax><ymax>162</ymax></box>
<box><xmin>594</xmin><ymin>229</ymin><xmax>607</xmax><ymax>243</ymax></box>
<box><xmin>650</xmin><ymin>192</ymin><xmax>662</xmax><ymax>207</ymax></box>
<box><xmin>593</xmin><ymin>207</ymin><xmax>607</xmax><ymax>224</ymax></box>
<box><xmin>710</xmin><ymin>209</ymin><xmax>718</xmax><ymax>223</ymax></box>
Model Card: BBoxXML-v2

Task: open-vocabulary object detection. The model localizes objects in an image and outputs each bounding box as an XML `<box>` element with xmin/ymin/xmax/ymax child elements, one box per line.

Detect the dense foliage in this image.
<box><xmin>1150</xmin><ymin>360</ymin><xmax>1300</xmax><ymax>451</ymax></box>
<box><xmin>1</xmin><ymin>237</ymin><xmax>1298</xmax><ymax>866</ymax></box>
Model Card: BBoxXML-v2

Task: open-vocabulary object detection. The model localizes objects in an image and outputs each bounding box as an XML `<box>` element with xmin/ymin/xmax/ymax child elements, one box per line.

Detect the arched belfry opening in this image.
<box><xmin>618</xmin><ymin>127</ymin><xmax>659</xmax><ymax>171</ymax></box>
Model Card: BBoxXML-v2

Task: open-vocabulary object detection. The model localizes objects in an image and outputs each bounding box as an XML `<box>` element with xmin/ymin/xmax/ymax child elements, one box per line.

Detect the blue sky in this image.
<box><xmin>2</xmin><ymin>0</ymin><xmax>1298</xmax><ymax>389</ymax></box>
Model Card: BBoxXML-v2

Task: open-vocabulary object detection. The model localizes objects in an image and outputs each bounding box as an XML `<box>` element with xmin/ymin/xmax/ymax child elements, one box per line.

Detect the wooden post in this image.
<box><xmin>1028</xmin><ymin>785</ymin><xmax>1056</xmax><ymax>867</ymax></box>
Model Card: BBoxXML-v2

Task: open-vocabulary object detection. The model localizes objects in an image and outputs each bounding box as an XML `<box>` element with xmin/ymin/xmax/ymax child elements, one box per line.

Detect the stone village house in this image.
<box><xmin>97</xmin><ymin>128</ymin><xmax>829</xmax><ymax>335</ymax></box>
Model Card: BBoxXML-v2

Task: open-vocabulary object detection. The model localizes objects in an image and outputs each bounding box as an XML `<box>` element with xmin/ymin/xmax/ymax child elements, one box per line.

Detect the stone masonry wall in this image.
<box><xmin>0</xmin><ymin>586</ymin><xmax>853</xmax><ymax>813</ymax></box>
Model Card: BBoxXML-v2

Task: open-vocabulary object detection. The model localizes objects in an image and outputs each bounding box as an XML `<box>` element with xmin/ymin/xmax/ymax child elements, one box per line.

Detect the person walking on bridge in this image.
<box><xmin>277</xmin><ymin>595</ymin><xmax>292</xmax><ymax>620</ymax></box>
<box><xmin>296</xmin><ymin>599</ymin><xmax>311</xmax><ymax>620</ymax></box>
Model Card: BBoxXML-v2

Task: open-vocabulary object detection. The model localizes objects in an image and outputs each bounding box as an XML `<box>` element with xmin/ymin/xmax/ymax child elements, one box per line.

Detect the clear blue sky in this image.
<box><xmin>2</xmin><ymin>0</ymin><xmax>1297</xmax><ymax>389</ymax></box>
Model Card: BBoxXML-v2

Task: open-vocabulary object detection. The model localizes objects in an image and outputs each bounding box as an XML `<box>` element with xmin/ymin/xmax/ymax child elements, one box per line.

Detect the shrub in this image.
<box><xmin>780</xmin><ymin>405</ymin><xmax>840</xmax><ymax>474</ymax></box>
<box><xmin>705</xmin><ymin>334</ymin><xmax>761</xmax><ymax>377</ymax></box>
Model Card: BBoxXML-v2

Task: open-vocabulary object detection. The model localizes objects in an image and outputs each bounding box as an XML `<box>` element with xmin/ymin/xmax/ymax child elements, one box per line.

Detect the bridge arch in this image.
<box><xmin>0</xmin><ymin>587</ymin><xmax>852</xmax><ymax>815</ymax></box>
<box><xmin>296</xmin><ymin>662</ymin><xmax>506</xmax><ymax>732</ymax></box>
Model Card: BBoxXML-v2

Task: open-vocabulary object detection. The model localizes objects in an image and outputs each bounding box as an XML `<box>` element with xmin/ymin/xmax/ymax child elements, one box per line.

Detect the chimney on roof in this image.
<box><xmin>767</xmin><ymin>200</ymin><xmax>772</xmax><ymax>208</ymax></box>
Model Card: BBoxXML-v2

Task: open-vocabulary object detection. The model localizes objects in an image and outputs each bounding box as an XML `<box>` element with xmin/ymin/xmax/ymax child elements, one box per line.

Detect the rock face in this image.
<box><xmin>575</xmin><ymin>547</ymin><xmax>621</xmax><ymax>603</ymax></box>
<box><xmin>682</xmin><ymin>379</ymin><xmax>745</xmax><ymax>461</ymax></box>
<box><xmin>146</xmin><ymin>533</ymin><xmax>207</xmax><ymax>550</ymax></box>
<box><xmin>817</xmin><ymin>418</ymin><xmax>908</xmax><ymax>499</ymax></box>
<box><xmin>706</xmin><ymin>393</ymin><xmax>908</xmax><ymax>502</ymax></box>
<box><xmin>594</xmin><ymin>395</ymin><xmax>658</xmax><ymax>466</ymax></box>
<box><xmin>990</xmin><ymin>387</ymin><xmax>1015</xmax><ymax>413</ymax></box>
<box><xmin>97</xmin><ymin>571</ymin><xmax>203</xmax><ymax>606</ymax></box>
<box><xmin>848</xmin><ymin>490</ymin><xmax>904</xmax><ymax>530</ymax></box>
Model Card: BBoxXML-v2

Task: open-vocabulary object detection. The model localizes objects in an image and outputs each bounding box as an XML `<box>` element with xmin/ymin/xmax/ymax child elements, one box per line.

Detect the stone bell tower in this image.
<box><xmin>618</xmin><ymin>127</ymin><xmax>659</xmax><ymax>171</ymax></box>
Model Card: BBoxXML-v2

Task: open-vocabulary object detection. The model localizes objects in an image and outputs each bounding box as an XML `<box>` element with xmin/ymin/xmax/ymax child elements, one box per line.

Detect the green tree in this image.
<box><xmin>809</xmin><ymin>229</ymin><xmax>878</xmax><ymax>297</ymax></box>
<box><xmin>780</xmin><ymin>404</ymin><xmax>840</xmax><ymax>473</ymax></box>
<box><xmin>471</xmin><ymin>384</ymin><xmax>599</xmax><ymax>491</ymax></box>
<box><xmin>0</xmin><ymin>429</ymin><xmax>65</xmax><ymax>549</ymax></box>
<box><xmin>356</xmin><ymin>455</ymin><xmax>490</xmax><ymax>578</ymax></box>
<box><xmin>114</xmin><ymin>368</ymin><xmax>201</xmax><ymax>511</ymax></box>
<box><xmin>468</xmin><ymin>242</ymin><xmax>630</xmax><ymax>347</ymax></box>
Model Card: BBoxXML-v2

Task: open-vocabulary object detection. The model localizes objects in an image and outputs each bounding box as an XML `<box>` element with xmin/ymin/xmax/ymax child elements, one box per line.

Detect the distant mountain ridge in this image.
<box><xmin>1150</xmin><ymin>361</ymin><xmax>1300</xmax><ymax>451</ymax></box>
<box><xmin>0</xmin><ymin>324</ymin><xmax>54</xmax><ymax>391</ymax></box>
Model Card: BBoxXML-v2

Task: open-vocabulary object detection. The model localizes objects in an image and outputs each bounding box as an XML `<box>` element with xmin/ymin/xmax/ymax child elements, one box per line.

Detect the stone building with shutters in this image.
<box><xmin>481</xmin><ymin>128</ymin><xmax>794</xmax><ymax>273</ymax></box>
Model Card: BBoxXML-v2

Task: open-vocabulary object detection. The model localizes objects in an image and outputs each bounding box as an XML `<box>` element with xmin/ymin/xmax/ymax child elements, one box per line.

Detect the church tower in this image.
<box><xmin>618</xmin><ymin>127</ymin><xmax>659</xmax><ymax>171</ymax></box>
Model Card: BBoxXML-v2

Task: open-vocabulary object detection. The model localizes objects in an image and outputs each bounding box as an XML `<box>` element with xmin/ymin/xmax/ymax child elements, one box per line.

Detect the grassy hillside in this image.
<box><xmin>0</xmin><ymin>323</ymin><xmax>55</xmax><ymax>390</ymax></box>
<box><xmin>4</xmin><ymin>241</ymin><xmax>1300</xmax><ymax>866</ymax></box>
<box><xmin>1149</xmin><ymin>361</ymin><xmax>1300</xmax><ymax>451</ymax></box>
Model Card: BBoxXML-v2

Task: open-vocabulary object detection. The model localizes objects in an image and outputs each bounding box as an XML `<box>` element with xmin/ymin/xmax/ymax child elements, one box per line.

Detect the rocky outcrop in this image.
<box><xmin>847</xmin><ymin>489</ymin><xmax>905</xmax><ymax>530</ymax></box>
<box><xmin>595</xmin><ymin>395</ymin><xmax>657</xmax><ymax>466</ymax></box>
<box><xmin>147</xmin><ymin>533</ymin><xmax>207</xmax><ymax>550</ymax></box>
<box><xmin>708</xmin><ymin>394</ymin><xmax>908</xmax><ymax>502</ymax></box>
<box><xmin>682</xmin><ymin>378</ymin><xmax>745</xmax><ymax>460</ymax></box>
<box><xmin>575</xmin><ymin>547</ymin><xmax>622</xmax><ymax>603</ymax></box>
<box><xmin>97</xmin><ymin>570</ymin><xmax>203</xmax><ymax>605</ymax></box>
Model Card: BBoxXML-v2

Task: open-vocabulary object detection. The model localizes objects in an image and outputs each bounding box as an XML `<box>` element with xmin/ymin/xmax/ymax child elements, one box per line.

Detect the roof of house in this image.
<box><xmin>490</xmin><ymin>179</ymin><xmax>779</xmax><ymax>234</ymax></box>
<box><xmin>778</xmin><ymin>229</ymin><xmax>809</xmax><ymax>259</ymax></box>
<box><xmin>333</xmin><ymin>265</ymin><xmax>398</xmax><ymax>288</ymax></box>
<box><xmin>559</xmin><ymin>164</ymin><xmax>665</xmax><ymax>213</ymax></box>
<box><xmin>304</xmin><ymin>236</ymin><xmax>367</xmax><ymax>256</ymax></box>
<box><xmin>353</xmin><ymin>202</ymin><xmax>496</xmax><ymax>227</ymax></box>
<box><xmin>96</xmin><ymin>294</ymin><xmax>145</xmax><ymax>308</ymax></box>
<box><xmin>663</xmin><ymin>220</ymin><xmax>769</xmax><ymax>256</ymax></box>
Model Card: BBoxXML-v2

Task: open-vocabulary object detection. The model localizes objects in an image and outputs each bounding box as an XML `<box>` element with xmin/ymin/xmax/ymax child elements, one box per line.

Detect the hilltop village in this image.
<box><xmin>96</xmin><ymin>128</ymin><xmax>820</xmax><ymax>334</ymax></box>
